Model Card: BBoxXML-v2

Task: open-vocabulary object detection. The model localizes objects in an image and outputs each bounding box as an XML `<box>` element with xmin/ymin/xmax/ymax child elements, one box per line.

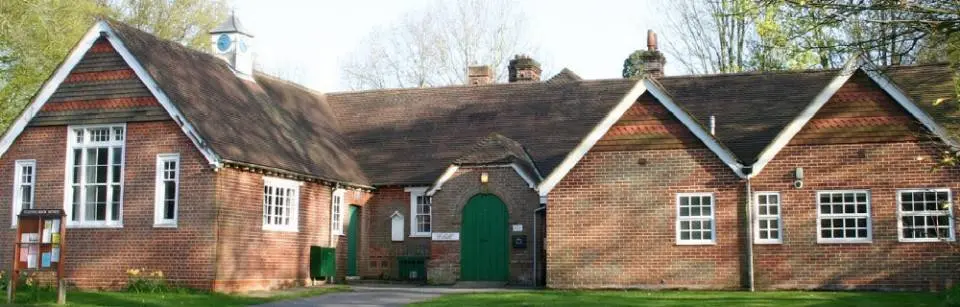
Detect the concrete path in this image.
<box><xmin>254</xmin><ymin>285</ymin><xmax>510</xmax><ymax>307</ymax></box>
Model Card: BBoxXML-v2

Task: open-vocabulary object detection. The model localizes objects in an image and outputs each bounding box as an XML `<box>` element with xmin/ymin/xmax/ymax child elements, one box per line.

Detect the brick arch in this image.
<box><xmin>446</xmin><ymin>167</ymin><xmax>536</xmax><ymax>220</ymax></box>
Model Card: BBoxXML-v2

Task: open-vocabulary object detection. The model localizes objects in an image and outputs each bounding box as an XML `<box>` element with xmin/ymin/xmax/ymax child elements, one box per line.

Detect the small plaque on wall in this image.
<box><xmin>432</xmin><ymin>232</ymin><xmax>460</xmax><ymax>241</ymax></box>
<box><xmin>512</xmin><ymin>224</ymin><xmax>523</xmax><ymax>232</ymax></box>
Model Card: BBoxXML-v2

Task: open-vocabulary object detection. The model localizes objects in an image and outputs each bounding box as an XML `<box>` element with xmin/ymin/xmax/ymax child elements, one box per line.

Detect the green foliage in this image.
<box><xmin>622</xmin><ymin>50</ymin><xmax>654</xmax><ymax>79</ymax></box>
<box><xmin>125</xmin><ymin>268</ymin><xmax>171</xmax><ymax>293</ymax></box>
<box><xmin>0</xmin><ymin>0</ymin><xmax>226</xmax><ymax>133</ymax></box>
<box><xmin>945</xmin><ymin>283</ymin><xmax>960</xmax><ymax>307</ymax></box>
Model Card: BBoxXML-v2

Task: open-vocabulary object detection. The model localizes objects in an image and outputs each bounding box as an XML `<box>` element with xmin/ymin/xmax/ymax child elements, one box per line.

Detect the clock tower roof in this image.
<box><xmin>210</xmin><ymin>11</ymin><xmax>253</xmax><ymax>37</ymax></box>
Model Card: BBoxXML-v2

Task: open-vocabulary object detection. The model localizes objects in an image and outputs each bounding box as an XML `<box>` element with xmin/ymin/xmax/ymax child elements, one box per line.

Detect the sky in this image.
<box><xmin>232</xmin><ymin>0</ymin><xmax>680</xmax><ymax>91</ymax></box>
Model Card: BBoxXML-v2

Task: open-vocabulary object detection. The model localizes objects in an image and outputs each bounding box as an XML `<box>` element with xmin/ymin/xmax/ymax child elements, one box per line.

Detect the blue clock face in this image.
<box><xmin>216</xmin><ymin>34</ymin><xmax>231</xmax><ymax>52</ymax></box>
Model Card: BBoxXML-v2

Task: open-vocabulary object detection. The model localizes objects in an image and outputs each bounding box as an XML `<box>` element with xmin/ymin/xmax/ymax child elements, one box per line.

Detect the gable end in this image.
<box><xmin>0</xmin><ymin>21</ymin><xmax>220</xmax><ymax>167</ymax></box>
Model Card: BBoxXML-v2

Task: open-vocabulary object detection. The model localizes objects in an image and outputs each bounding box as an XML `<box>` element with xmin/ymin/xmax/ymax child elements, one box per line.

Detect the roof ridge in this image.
<box><xmin>254</xmin><ymin>71</ymin><xmax>327</xmax><ymax>98</ymax></box>
<box><xmin>327</xmin><ymin>77</ymin><xmax>633</xmax><ymax>96</ymax></box>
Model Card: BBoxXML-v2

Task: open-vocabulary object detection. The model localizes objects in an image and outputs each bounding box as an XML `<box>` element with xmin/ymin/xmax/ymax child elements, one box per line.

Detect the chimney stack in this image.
<box><xmin>467</xmin><ymin>65</ymin><xmax>494</xmax><ymax>85</ymax></box>
<box><xmin>508</xmin><ymin>55</ymin><xmax>541</xmax><ymax>83</ymax></box>
<box><xmin>641</xmin><ymin>30</ymin><xmax>666</xmax><ymax>78</ymax></box>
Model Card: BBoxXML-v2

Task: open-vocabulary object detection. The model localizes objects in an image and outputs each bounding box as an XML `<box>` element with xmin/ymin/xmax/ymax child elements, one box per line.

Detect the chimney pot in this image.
<box><xmin>508</xmin><ymin>54</ymin><xmax>542</xmax><ymax>83</ymax></box>
<box><xmin>647</xmin><ymin>29</ymin><xmax>658</xmax><ymax>51</ymax></box>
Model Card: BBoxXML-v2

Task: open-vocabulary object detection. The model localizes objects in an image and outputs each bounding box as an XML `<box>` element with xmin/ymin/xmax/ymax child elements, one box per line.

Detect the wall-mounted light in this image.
<box><xmin>480</xmin><ymin>171</ymin><xmax>489</xmax><ymax>184</ymax></box>
<box><xmin>793</xmin><ymin>167</ymin><xmax>804</xmax><ymax>189</ymax></box>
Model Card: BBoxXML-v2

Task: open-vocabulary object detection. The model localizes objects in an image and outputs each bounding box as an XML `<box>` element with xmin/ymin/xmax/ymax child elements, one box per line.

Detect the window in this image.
<box><xmin>262</xmin><ymin>177</ymin><xmax>300</xmax><ymax>232</ymax></box>
<box><xmin>65</xmin><ymin>125</ymin><xmax>125</xmax><ymax>227</ymax></box>
<box><xmin>898</xmin><ymin>189</ymin><xmax>954</xmax><ymax>242</ymax></box>
<box><xmin>11</xmin><ymin>160</ymin><xmax>36</xmax><ymax>227</ymax></box>
<box><xmin>817</xmin><ymin>190</ymin><xmax>871</xmax><ymax>243</ymax></box>
<box><xmin>153</xmin><ymin>154</ymin><xmax>179</xmax><ymax>227</ymax></box>
<box><xmin>406</xmin><ymin>187</ymin><xmax>431</xmax><ymax>237</ymax></box>
<box><xmin>676</xmin><ymin>193</ymin><xmax>715</xmax><ymax>245</ymax></box>
<box><xmin>331</xmin><ymin>189</ymin><xmax>344</xmax><ymax>235</ymax></box>
<box><xmin>755</xmin><ymin>192</ymin><xmax>782</xmax><ymax>244</ymax></box>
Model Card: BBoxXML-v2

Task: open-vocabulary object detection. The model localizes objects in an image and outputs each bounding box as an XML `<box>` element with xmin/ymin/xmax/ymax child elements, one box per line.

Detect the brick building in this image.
<box><xmin>1</xmin><ymin>17</ymin><xmax>959</xmax><ymax>292</ymax></box>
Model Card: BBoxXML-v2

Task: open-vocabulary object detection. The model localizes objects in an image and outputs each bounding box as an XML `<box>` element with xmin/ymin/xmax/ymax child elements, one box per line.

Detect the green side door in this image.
<box><xmin>460</xmin><ymin>194</ymin><xmax>509</xmax><ymax>281</ymax></box>
<box><xmin>347</xmin><ymin>205</ymin><xmax>359</xmax><ymax>276</ymax></box>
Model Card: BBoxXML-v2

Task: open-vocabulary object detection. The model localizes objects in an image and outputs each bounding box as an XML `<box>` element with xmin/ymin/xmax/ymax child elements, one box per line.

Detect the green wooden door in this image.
<box><xmin>460</xmin><ymin>194</ymin><xmax>509</xmax><ymax>281</ymax></box>
<box><xmin>347</xmin><ymin>205</ymin><xmax>359</xmax><ymax>276</ymax></box>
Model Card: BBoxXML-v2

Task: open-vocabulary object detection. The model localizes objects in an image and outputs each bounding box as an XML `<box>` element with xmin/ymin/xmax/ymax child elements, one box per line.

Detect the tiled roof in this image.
<box><xmin>327</xmin><ymin>79</ymin><xmax>637</xmax><ymax>186</ymax></box>
<box><xmin>108</xmin><ymin>20</ymin><xmax>369</xmax><ymax>186</ymax></box>
<box><xmin>102</xmin><ymin>20</ymin><xmax>958</xmax><ymax>187</ymax></box>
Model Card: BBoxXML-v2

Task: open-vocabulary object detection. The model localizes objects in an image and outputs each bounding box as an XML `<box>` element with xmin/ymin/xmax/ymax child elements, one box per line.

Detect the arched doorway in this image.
<box><xmin>460</xmin><ymin>194</ymin><xmax>509</xmax><ymax>281</ymax></box>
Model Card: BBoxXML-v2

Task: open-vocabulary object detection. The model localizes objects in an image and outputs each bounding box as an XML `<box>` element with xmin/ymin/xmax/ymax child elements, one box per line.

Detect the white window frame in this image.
<box><xmin>11</xmin><ymin>159</ymin><xmax>36</xmax><ymax>228</ymax></box>
<box><xmin>816</xmin><ymin>190</ymin><xmax>872</xmax><ymax>244</ymax></box>
<box><xmin>405</xmin><ymin>187</ymin><xmax>431</xmax><ymax>237</ymax></box>
<box><xmin>331</xmin><ymin>188</ymin><xmax>345</xmax><ymax>236</ymax></box>
<box><xmin>262</xmin><ymin>176</ymin><xmax>301</xmax><ymax>232</ymax></box>
<box><xmin>153</xmin><ymin>153</ymin><xmax>180</xmax><ymax>227</ymax></box>
<box><xmin>63</xmin><ymin>124</ymin><xmax>126</xmax><ymax>228</ymax></box>
<box><xmin>676</xmin><ymin>192</ymin><xmax>716</xmax><ymax>245</ymax></box>
<box><xmin>754</xmin><ymin>191</ymin><xmax>783</xmax><ymax>244</ymax></box>
<box><xmin>897</xmin><ymin>188</ymin><xmax>955</xmax><ymax>242</ymax></box>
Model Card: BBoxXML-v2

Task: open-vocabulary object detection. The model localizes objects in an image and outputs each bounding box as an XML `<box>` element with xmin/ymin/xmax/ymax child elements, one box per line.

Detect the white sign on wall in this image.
<box><xmin>390</xmin><ymin>211</ymin><xmax>404</xmax><ymax>242</ymax></box>
<box><xmin>432</xmin><ymin>232</ymin><xmax>460</xmax><ymax>241</ymax></box>
<box><xmin>512</xmin><ymin>224</ymin><xmax>523</xmax><ymax>232</ymax></box>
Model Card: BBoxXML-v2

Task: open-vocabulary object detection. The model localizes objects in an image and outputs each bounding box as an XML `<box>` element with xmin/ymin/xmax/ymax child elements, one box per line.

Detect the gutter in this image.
<box><xmin>745</xmin><ymin>174</ymin><xmax>755</xmax><ymax>292</ymax></box>
<box><xmin>221</xmin><ymin>159</ymin><xmax>375</xmax><ymax>190</ymax></box>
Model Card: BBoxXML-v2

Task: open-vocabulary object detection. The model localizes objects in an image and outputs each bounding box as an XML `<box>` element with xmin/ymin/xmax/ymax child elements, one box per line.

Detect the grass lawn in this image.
<box><xmin>0</xmin><ymin>286</ymin><xmax>348</xmax><ymax>307</ymax></box>
<box><xmin>410</xmin><ymin>290</ymin><xmax>946</xmax><ymax>307</ymax></box>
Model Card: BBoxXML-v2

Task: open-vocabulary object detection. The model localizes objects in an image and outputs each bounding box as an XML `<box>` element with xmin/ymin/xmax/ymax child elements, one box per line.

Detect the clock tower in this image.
<box><xmin>210</xmin><ymin>12</ymin><xmax>254</xmax><ymax>77</ymax></box>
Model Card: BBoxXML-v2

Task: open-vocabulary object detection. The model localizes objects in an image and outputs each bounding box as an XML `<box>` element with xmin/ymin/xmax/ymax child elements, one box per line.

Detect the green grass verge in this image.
<box><xmin>0</xmin><ymin>286</ymin><xmax>348</xmax><ymax>307</ymax></box>
<box><xmin>409</xmin><ymin>290</ymin><xmax>945</xmax><ymax>307</ymax></box>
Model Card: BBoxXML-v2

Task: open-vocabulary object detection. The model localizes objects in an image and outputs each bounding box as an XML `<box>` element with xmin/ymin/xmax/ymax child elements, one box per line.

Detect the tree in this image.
<box><xmin>773</xmin><ymin>0</ymin><xmax>958</xmax><ymax>67</ymax></box>
<box><xmin>108</xmin><ymin>0</ymin><xmax>228</xmax><ymax>49</ymax></box>
<box><xmin>0</xmin><ymin>0</ymin><xmax>110</xmax><ymax>129</ymax></box>
<box><xmin>340</xmin><ymin>0</ymin><xmax>536</xmax><ymax>90</ymax></box>
<box><xmin>661</xmin><ymin>0</ymin><xmax>759</xmax><ymax>74</ymax></box>
<box><xmin>0</xmin><ymin>0</ymin><xmax>226</xmax><ymax>131</ymax></box>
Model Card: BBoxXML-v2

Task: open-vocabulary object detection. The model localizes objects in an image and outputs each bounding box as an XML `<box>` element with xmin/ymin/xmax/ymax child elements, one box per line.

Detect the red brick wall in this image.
<box><xmin>547</xmin><ymin>95</ymin><xmax>745</xmax><ymax>289</ymax></box>
<box><xmin>0</xmin><ymin>121</ymin><xmax>218</xmax><ymax>289</ymax></box>
<box><xmin>363</xmin><ymin>186</ymin><xmax>430</xmax><ymax>280</ymax></box>
<box><xmin>791</xmin><ymin>72</ymin><xmax>924</xmax><ymax>145</ymax></box>
<box><xmin>212</xmin><ymin>167</ymin><xmax>338</xmax><ymax>292</ymax></box>
<box><xmin>595</xmin><ymin>93</ymin><xmax>701</xmax><ymax>151</ymax></box>
<box><xmin>547</xmin><ymin>148</ymin><xmax>744</xmax><ymax>289</ymax></box>
<box><xmin>751</xmin><ymin>141</ymin><xmax>960</xmax><ymax>290</ymax></box>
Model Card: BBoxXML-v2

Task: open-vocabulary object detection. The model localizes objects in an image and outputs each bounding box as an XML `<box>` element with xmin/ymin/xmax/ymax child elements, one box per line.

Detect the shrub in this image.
<box><xmin>125</xmin><ymin>268</ymin><xmax>168</xmax><ymax>293</ymax></box>
<box><xmin>945</xmin><ymin>284</ymin><xmax>960</xmax><ymax>307</ymax></box>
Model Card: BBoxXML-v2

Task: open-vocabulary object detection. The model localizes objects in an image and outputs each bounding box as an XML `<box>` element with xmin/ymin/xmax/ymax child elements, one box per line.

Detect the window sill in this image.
<box><xmin>899</xmin><ymin>238</ymin><xmax>955</xmax><ymax>243</ymax></box>
<box><xmin>817</xmin><ymin>239</ymin><xmax>872</xmax><ymax>244</ymax></box>
<box><xmin>153</xmin><ymin>223</ymin><xmax>177</xmax><ymax>228</ymax></box>
<box><xmin>410</xmin><ymin>233</ymin><xmax>431</xmax><ymax>238</ymax></box>
<box><xmin>263</xmin><ymin>226</ymin><xmax>298</xmax><ymax>233</ymax></box>
<box><xmin>676</xmin><ymin>241</ymin><xmax>716</xmax><ymax>246</ymax></box>
<box><xmin>754</xmin><ymin>240</ymin><xmax>783</xmax><ymax>245</ymax></box>
<box><xmin>67</xmin><ymin>223</ymin><xmax>123</xmax><ymax>229</ymax></box>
